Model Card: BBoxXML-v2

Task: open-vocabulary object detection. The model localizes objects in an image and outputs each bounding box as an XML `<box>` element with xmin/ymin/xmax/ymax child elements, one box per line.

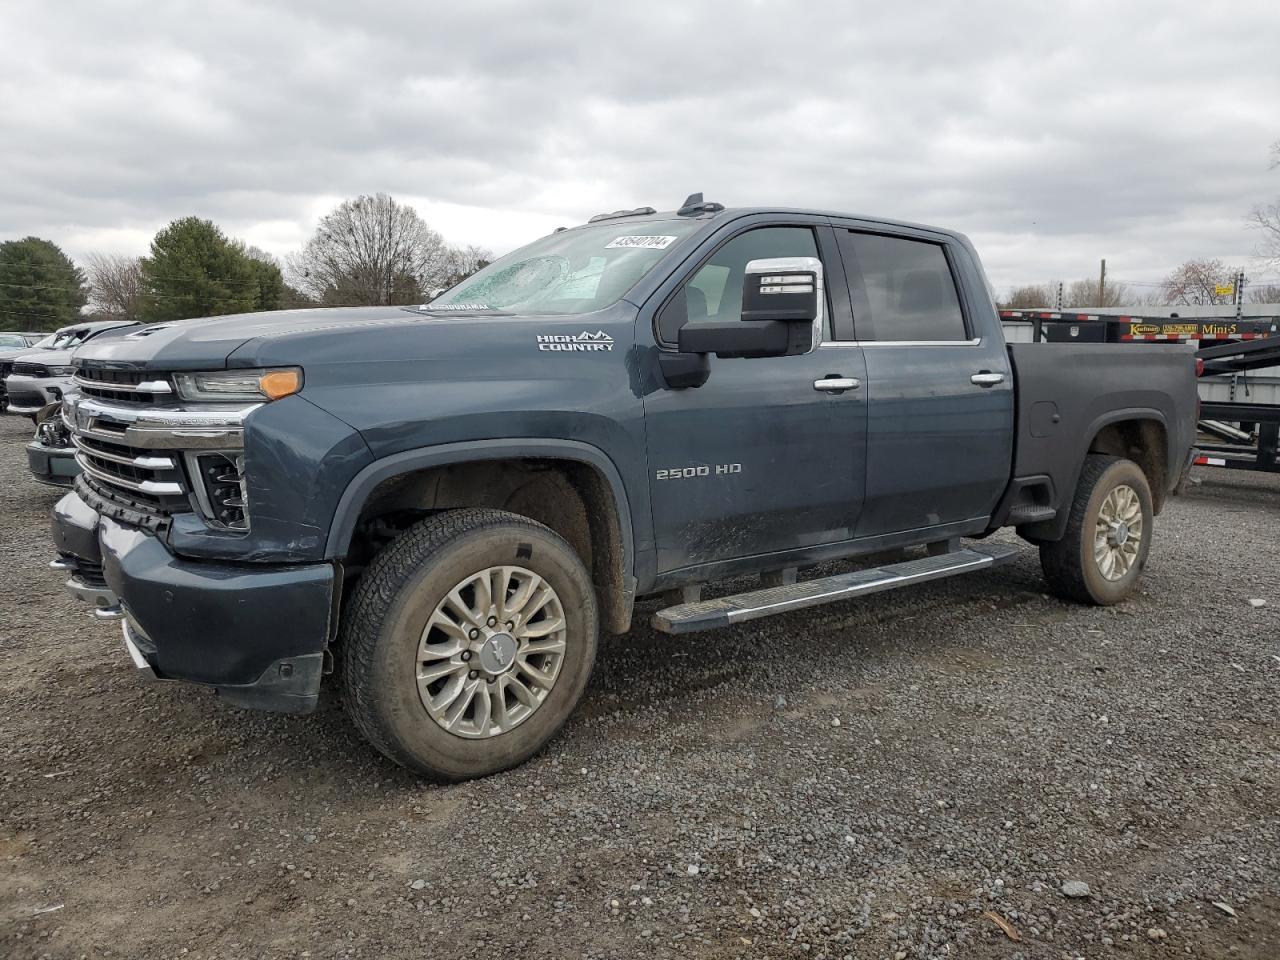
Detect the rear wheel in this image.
<box><xmin>340</xmin><ymin>508</ymin><xmax>597</xmax><ymax>780</ymax></box>
<box><xmin>1039</xmin><ymin>455</ymin><xmax>1153</xmax><ymax>605</ymax></box>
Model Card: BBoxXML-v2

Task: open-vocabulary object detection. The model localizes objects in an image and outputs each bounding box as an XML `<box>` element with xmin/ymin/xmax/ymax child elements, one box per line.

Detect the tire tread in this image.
<box><xmin>1039</xmin><ymin>453</ymin><xmax>1158</xmax><ymax>606</ymax></box>
<box><xmin>339</xmin><ymin>508</ymin><xmax>566</xmax><ymax>777</ymax></box>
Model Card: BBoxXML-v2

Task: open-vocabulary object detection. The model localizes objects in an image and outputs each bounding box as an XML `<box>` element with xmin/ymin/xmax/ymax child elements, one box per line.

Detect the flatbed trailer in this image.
<box><xmin>1000</xmin><ymin>310</ymin><xmax>1280</xmax><ymax>475</ymax></box>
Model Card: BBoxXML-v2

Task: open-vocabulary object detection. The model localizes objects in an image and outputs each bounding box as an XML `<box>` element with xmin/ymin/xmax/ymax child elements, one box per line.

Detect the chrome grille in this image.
<box><xmin>74</xmin><ymin>367</ymin><xmax>173</xmax><ymax>405</ymax></box>
<box><xmin>66</xmin><ymin>371</ymin><xmax>259</xmax><ymax>528</ymax></box>
<box><xmin>73</xmin><ymin>430</ymin><xmax>186</xmax><ymax>515</ymax></box>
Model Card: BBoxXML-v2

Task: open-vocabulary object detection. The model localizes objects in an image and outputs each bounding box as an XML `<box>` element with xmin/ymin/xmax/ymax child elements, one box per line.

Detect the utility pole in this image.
<box><xmin>1236</xmin><ymin>270</ymin><xmax>1246</xmax><ymax>319</ymax></box>
<box><xmin>1098</xmin><ymin>258</ymin><xmax>1107</xmax><ymax>307</ymax></box>
<box><xmin>1055</xmin><ymin>281</ymin><xmax>1063</xmax><ymax>311</ymax></box>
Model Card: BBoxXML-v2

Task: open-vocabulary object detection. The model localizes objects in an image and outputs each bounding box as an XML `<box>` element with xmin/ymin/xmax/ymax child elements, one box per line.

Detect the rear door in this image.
<box><xmin>641</xmin><ymin>219</ymin><xmax>868</xmax><ymax>574</ymax></box>
<box><xmin>836</xmin><ymin>228</ymin><xmax>1013</xmax><ymax>538</ymax></box>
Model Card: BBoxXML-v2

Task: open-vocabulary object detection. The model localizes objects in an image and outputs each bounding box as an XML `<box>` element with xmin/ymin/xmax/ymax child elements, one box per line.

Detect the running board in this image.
<box><xmin>652</xmin><ymin>544</ymin><xmax>1019</xmax><ymax>634</ymax></box>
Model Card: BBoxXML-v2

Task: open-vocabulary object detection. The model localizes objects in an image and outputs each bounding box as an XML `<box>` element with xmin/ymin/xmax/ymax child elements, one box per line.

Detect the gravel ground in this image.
<box><xmin>1</xmin><ymin>412</ymin><xmax>1277</xmax><ymax>960</ymax></box>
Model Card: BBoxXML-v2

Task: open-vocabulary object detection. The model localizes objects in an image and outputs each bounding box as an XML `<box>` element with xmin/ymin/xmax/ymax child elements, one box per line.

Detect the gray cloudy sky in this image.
<box><xmin>3</xmin><ymin>0</ymin><xmax>1279</xmax><ymax>294</ymax></box>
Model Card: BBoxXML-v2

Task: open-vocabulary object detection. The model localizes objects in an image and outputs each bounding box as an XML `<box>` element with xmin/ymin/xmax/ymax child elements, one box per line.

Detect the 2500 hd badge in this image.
<box><xmin>655</xmin><ymin>463</ymin><xmax>743</xmax><ymax>479</ymax></box>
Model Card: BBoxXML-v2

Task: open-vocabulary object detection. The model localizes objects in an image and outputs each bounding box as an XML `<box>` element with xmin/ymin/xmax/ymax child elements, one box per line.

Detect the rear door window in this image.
<box><xmin>841</xmin><ymin>232</ymin><xmax>968</xmax><ymax>342</ymax></box>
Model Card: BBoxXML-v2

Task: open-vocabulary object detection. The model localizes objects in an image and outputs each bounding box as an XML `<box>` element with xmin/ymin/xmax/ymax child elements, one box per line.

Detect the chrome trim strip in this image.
<box><xmin>122</xmin><ymin>623</ymin><xmax>157</xmax><ymax>678</ymax></box>
<box><xmin>65</xmin><ymin>575</ymin><xmax>119</xmax><ymax>609</ymax></box>
<box><xmin>74</xmin><ymin>374</ymin><xmax>172</xmax><ymax>394</ymax></box>
<box><xmin>75</xmin><ymin>397</ymin><xmax>261</xmax><ymax>427</ymax></box>
<box><xmin>858</xmin><ymin>338</ymin><xmax>983</xmax><ymax>347</ymax></box>
<box><xmin>74</xmin><ymin>454</ymin><xmax>184</xmax><ymax>496</ymax></box>
<box><xmin>124</xmin><ymin>426</ymin><xmax>245</xmax><ymax>450</ymax></box>
<box><xmin>74</xmin><ymin>423</ymin><xmax>132</xmax><ymax>444</ymax></box>
<box><xmin>72</xmin><ymin>436</ymin><xmax>175</xmax><ymax>470</ymax></box>
<box><xmin>72</xmin><ymin>396</ymin><xmax>255</xmax><ymax>450</ymax></box>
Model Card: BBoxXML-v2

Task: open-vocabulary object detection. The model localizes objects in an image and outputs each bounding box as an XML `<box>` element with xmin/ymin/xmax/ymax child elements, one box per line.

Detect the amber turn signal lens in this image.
<box><xmin>259</xmin><ymin>369</ymin><xmax>302</xmax><ymax>399</ymax></box>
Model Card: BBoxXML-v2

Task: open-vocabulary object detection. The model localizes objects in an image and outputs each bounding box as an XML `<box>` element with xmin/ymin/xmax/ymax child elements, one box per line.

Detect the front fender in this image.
<box><xmin>325</xmin><ymin>438</ymin><xmax>637</xmax><ymax>590</ymax></box>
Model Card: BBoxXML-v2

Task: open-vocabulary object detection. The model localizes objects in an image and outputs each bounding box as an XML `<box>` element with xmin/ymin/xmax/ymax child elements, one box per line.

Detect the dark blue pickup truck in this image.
<box><xmin>50</xmin><ymin>195</ymin><xmax>1197</xmax><ymax>780</ymax></box>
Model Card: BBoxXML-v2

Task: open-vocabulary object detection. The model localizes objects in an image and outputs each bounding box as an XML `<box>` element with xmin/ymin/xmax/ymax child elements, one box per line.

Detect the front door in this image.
<box><xmin>642</xmin><ymin>222</ymin><xmax>868</xmax><ymax>575</ymax></box>
<box><xmin>835</xmin><ymin>228</ymin><xmax>1014</xmax><ymax>538</ymax></box>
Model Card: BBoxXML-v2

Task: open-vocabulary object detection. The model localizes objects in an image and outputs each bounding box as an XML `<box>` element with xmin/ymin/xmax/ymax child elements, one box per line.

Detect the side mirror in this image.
<box><xmin>741</xmin><ymin>256</ymin><xmax>821</xmax><ymax>324</ymax></box>
<box><xmin>676</xmin><ymin>257</ymin><xmax>821</xmax><ymax>360</ymax></box>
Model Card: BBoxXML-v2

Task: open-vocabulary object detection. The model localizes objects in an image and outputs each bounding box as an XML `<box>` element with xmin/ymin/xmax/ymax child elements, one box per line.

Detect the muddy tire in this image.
<box><xmin>340</xmin><ymin>508</ymin><xmax>597</xmax><ymax>781</ymax></box>
<box><xmin>1039</xmin><ymin>455</ymin><xmax>1153</xmax><ymax>605</ymax></box>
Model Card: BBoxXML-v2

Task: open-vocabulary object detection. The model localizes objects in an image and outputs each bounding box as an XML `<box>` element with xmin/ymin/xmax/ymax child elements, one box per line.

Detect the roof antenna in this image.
<box><xmin>677</xmin><ymin>192</ymin><xmax>725</xmax><ymax>216</ymax></box>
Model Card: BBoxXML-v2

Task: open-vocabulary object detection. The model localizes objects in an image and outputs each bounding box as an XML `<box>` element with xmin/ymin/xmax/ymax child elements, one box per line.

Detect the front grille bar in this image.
<box><xmin>74</xmin><ymin>454</ymin><xmax>184</xmax><ymax>496</ymax></box>
<box><xmin>73</xmin><ymin>374</ymin><xmax>172</xmax><ymax>394</ymax></box>
<box><xmin>71</xmin><ymin>435</ymin><xmax>175</xmax><ymax>471</ymax></box>
<box><xmin>70</xmin><ymin>396</ymin><xmax>256</xmax><ymax>450</ymax></box>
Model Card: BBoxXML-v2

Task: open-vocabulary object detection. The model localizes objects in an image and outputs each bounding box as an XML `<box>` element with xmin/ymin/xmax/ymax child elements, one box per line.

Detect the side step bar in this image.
<box><xmin>652</xmin><ymin>544</ymin><xmax>1019</xmax><ymax>634</ymax></box>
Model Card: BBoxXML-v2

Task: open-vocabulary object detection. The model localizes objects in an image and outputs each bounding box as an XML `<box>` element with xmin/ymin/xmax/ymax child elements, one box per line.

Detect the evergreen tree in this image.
<box><xmin>240</xmin><ymin>245</ymin><xmax>287</xmax><ymax>311</ymax></box>
<box><xmin>139</xmin><ymin>217</ymin><xmax>258</xmax><ymax>321</ymax></box>
<box><xmin>0</xmin><ymin>237</ymin><xmax>89</xmax><ymax>331</ymax></box>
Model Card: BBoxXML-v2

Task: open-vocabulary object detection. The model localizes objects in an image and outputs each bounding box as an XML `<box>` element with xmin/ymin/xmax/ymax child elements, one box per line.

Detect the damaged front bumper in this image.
<box><xmin>52</xmin><ymin>489</ymin><xmax>337</xmax><ymax>714</ymax></box>
<box><xmin>27</xmin><ymin>438</ymin><xmax>79</xmax><ymax>487</ymax></box>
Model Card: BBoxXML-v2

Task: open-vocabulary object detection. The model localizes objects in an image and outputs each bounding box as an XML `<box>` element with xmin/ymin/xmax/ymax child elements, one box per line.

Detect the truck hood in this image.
<box><xmin>69</xmin><ymin>306</ymin><xmax>416</xmax><ymax>370</ymax></box>
<box><xmin>66</xmin><ymin>304</ymin><xmax>637</xmax><ymax>372</ymax></box>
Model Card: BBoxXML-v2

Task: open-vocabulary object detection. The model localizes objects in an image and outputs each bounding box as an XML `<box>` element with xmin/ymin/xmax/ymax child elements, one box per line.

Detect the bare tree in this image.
<box><xmin>1160</xmin><ymin>258</ymin><xmax>1240</xmax><ymax>306</ymax></box>
<box><xmin>1064</xmin><ymin>278</ymin><xmax>1129</xmax><ymax>308</ymax></box>
<box><xmin>999</xmin><ymin>284</ymin><xmax>1052</xmax><ymax>309</ymax></box>
<box><xmin>433</xmin><ymin>244</ymin><xmax>493</xmax><ymax>295</ymax></box>
<box><xmin>1248</xmin><ymin>140</ymin><xmax>1280</xmax><ymax>267</ymax></box>
<box><xmin>1247</xmin><ymin>283</ymin><xmax>1280</xmax><ymax>304</ymax></box>
<box><xmin>85</xmin><ymin>252</ymin><xmax>144</xmax><ymax>320</ymax></box>
<box><xmin>288</xmin><ymin>194</ymin><xmax>450</xmax><ymax>306</ymax></box>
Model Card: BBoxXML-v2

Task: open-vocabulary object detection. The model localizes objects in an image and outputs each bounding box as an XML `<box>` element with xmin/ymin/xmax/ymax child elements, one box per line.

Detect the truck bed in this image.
<box><xmin>1005</xmin><ymin>342</ymin><xmax>1199</xmax><ymax>526</ymax></box>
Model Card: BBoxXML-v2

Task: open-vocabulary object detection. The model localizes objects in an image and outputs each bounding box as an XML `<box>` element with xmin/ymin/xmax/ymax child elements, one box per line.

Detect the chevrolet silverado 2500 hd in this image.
<box><xmin>50</xmin><ymin>196</ymin><xmax>1197</xmax><ymax>780</ymax></box>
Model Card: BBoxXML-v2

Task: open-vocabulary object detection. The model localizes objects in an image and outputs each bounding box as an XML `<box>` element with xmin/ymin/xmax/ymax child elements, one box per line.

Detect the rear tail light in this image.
<box><xmin>1194</xmin><ymin>357</ymin><xmax>1205</xmax><ymax>377</ymax></box>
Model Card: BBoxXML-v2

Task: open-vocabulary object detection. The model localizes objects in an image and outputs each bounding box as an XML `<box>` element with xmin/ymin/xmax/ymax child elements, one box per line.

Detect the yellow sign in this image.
<box><xmin>1215</xmin><ymin>283</ymin><xmax>1234</xmax><ymax>296</ymax></box>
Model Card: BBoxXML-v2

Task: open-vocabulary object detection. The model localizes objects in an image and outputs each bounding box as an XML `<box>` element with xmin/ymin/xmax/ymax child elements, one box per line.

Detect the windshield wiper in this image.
<box><xmin>410</xmin><ymin>305</ymin><xmax>514</xmax><ymax>317</ymax></box>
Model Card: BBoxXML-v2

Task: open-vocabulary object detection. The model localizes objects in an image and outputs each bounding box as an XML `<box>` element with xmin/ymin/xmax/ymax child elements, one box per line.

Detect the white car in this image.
<box><xmin>3</xmin><ymin>320</ymin><xmax>139</xmax><ymax>417</ymax></box>
<box><xmin>0</xmin><ymin>331</ymin><xmax>46</xmax><ymax>410</ymax></box>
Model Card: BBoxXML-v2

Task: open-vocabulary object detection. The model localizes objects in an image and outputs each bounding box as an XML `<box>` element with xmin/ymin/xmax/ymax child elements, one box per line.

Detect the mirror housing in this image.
<box><xmin>656</xmin><ymin>348</ymin><xmax>710</xmax><ymax>389</ymax></box>
<box><xmin>741</xmin><ymin>256</ymin><xmax>821</xmax><ymax>325</ymax></box>
<box><xmin>678</xmin><ymin>320</ymin><xmax>801</xmax><ymax>359</ymax></box>
<box><xmin>675</xmin><ymin>256</ymin><xmax>822</xmax><ymax>360</ymax></box>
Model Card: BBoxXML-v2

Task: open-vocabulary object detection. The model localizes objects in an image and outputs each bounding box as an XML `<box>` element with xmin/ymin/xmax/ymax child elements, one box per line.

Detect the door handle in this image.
<box><xmin>813</xmin><ymin>376</ymin><xmax>861</xmax><ymax>393</ymax></box>
<box><xmin>970</xmin><ymin>372</ymin><xmax>1005</xmax><ymax>387</ymax></box>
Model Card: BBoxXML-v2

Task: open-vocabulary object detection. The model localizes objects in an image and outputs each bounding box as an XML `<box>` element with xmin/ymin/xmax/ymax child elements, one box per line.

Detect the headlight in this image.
<box><xmin>47</xmin><ymin>365</ymin><xmax>76</xmax><ymax>377</ymax></box>
<box><xmin>173</xmin><ymin>368</ymin><xmax>302</xmax><ymax>402</ymax></box>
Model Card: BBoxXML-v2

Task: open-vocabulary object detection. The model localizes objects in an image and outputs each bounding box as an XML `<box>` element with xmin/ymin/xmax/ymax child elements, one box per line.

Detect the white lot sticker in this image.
<box><xmin>606</xmin><ymin>235</ymin><xmax>677</xmax><ymax>250</ymax></box>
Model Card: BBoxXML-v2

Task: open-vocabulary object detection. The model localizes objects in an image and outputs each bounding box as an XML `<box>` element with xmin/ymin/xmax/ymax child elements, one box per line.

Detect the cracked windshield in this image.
<box><xmin>428</xmin><ymin>219</ymin><xmax>702</xmax><ymax>315</ymax></box>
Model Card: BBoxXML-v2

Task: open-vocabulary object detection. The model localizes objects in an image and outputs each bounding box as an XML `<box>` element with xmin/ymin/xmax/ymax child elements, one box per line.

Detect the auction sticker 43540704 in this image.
<box><xmin>606</xmin><ymin>235</ymin><xmax>677</xmax><ymax>249</ymax></box>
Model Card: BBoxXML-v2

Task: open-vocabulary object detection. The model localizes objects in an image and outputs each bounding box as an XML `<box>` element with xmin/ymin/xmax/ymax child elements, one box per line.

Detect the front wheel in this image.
<box><xmin>1039</xmin><ymin>455</ymin><xmax>1153</xmax><ymax>605</ymax></box>
<box><xmin>340</xmin><ymin>508</ymin><xmax>598</xmax><ymax>780</ymax></box>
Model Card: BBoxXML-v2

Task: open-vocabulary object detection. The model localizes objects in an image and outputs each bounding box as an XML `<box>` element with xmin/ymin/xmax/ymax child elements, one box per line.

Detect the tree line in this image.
<box><xmin>0</xmin><ymin>193</ymin><xmax>492</xmax><ymax>331</ymax></box>
<box><xmin>1000</xmin><ymin>260</ymin><xmax>1280</xmax><ymax>311</ymax></box>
